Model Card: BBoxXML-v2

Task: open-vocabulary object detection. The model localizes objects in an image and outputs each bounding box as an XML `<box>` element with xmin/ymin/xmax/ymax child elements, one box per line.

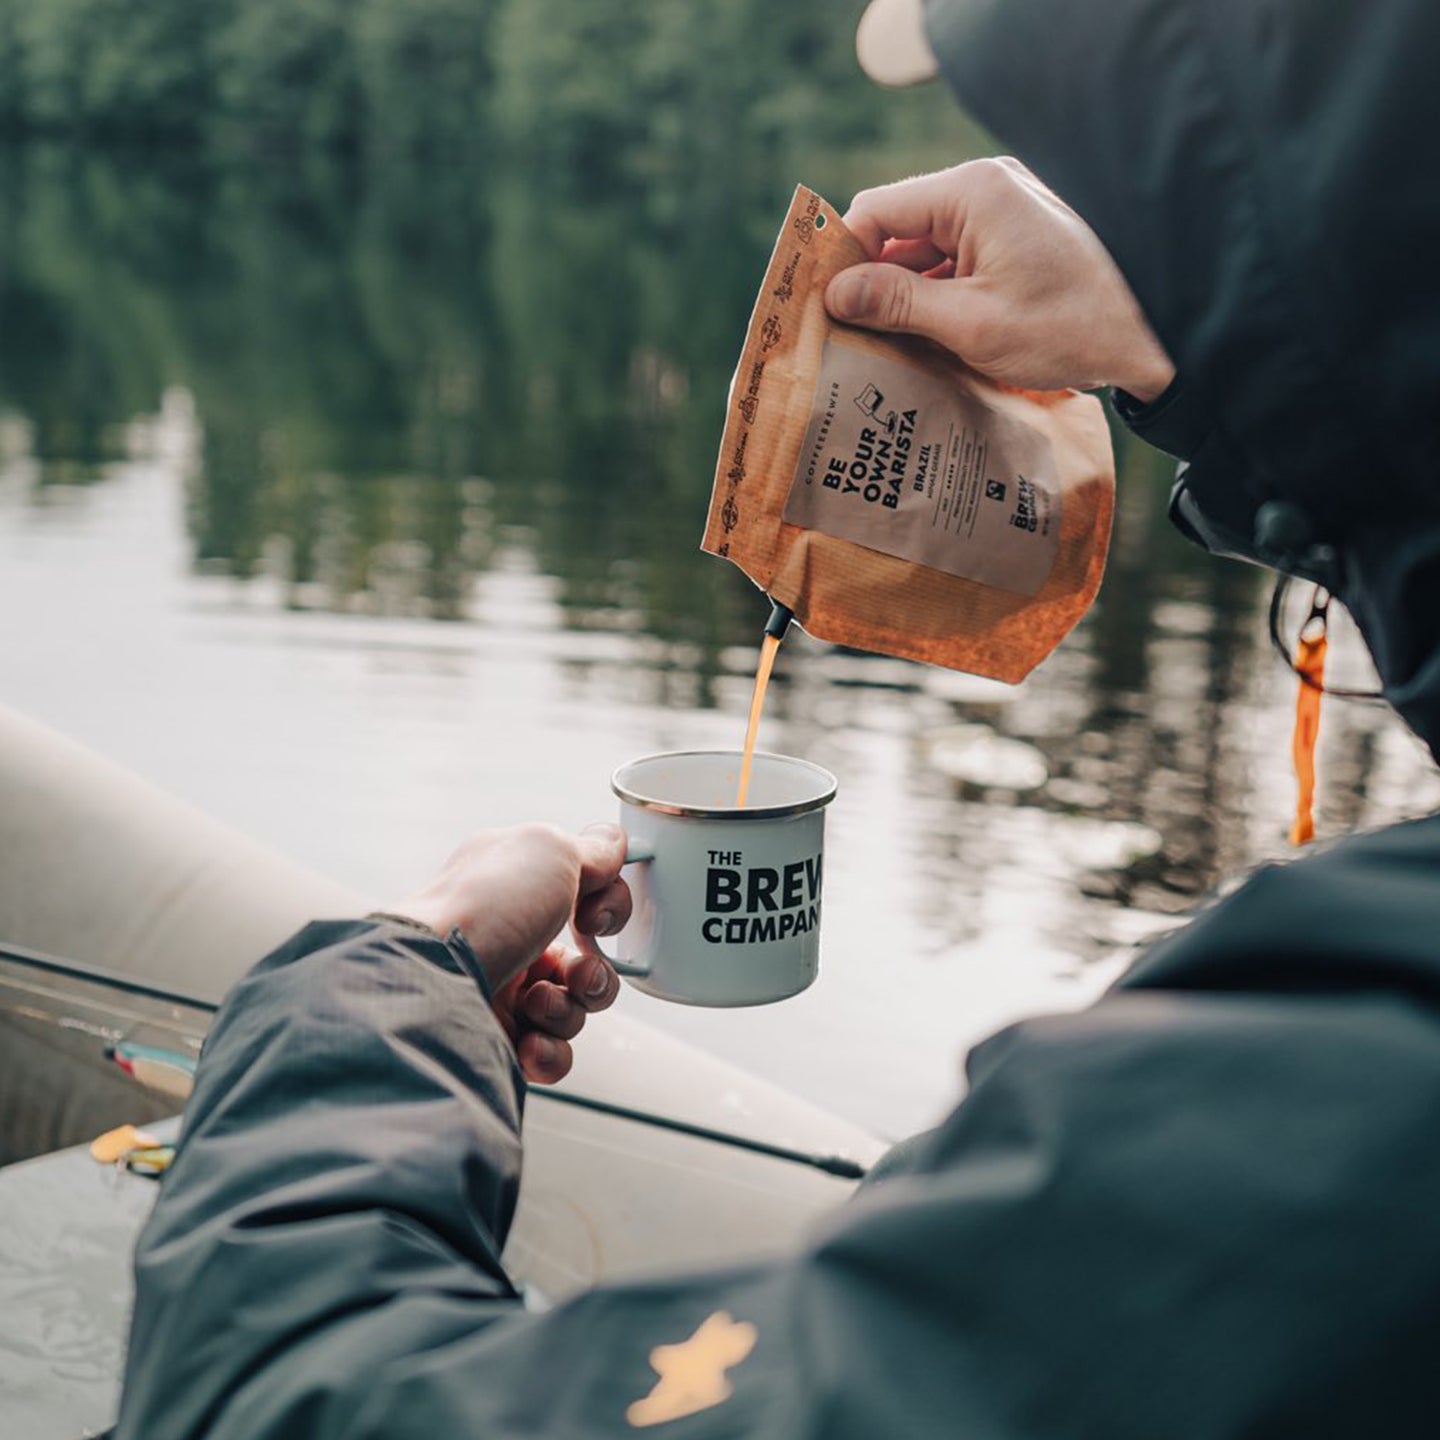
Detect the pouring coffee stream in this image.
<box><xmin>736</xmin><ymin>601</ymin><xmax>794</xmax><ymax>807</ymax></box>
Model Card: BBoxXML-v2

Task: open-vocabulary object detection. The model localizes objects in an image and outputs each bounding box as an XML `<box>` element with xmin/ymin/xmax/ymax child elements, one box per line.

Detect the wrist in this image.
<box><xmin>379</xmin><ymin>886</ymin><xmax>477</xmax><ymax>950</ymax></box>
<box><xmin>366</xmin><ymin>909</ymin><xmax>446</xmax><ymax>941</ymax></box>
<box><xmin>382</xmin><ymin>888</ymin><xmax>519</xmax><ymax>994</ymax></box>
<box><xmin>1112</xmin><ymin>335</ymin><xmax>1175</xmax><ymax>405</ymax></box>
<box><xmin>363</xmin><ymin>910</ymin><xmax>498</xmax><ymax>1003</ymax></box>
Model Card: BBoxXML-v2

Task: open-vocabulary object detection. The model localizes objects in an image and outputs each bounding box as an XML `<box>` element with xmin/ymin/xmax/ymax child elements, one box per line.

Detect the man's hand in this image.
<box><xmin>826</xmin><ymin>158</ymin><xmax>1176</xmax><ymax>402</ymax></box>
<box><xmin>385</xmin><ymin>823</ymin><xmax>630</xmax><ymax>1084</ymax></box>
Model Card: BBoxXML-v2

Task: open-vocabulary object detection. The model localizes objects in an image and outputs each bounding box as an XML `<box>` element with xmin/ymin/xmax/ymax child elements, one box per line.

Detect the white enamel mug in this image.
<box><xmin>597</xmin><ymin>750</ymin><xmax>837</xmax><ymax>1007</ymax></box>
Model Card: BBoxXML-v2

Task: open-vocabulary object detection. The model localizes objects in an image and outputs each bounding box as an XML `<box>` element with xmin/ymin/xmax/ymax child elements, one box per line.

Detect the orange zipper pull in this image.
<box><xmin>1289</xmin><ymin>587</ymin><xmax>1329</xmax><ymax>845</ymax></box>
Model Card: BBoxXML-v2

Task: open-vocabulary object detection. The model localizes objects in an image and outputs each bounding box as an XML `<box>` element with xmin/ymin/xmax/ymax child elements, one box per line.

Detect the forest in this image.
<box><xmin>0</xmin><ymin>1</ymin><xmax>993</xmax><ymax>647</ymax></box>
<box><xmin>0</xmin><ymin>0</ymin><xmax>953</xmax><ymax>168</ymax></box>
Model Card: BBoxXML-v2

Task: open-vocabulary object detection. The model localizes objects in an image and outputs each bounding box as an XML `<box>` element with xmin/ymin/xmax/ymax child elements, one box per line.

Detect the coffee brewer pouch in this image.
<box><xmin>703</xmin><ymin>186</ymin><xmax>1115</xmax><ymax>682</ymax></box>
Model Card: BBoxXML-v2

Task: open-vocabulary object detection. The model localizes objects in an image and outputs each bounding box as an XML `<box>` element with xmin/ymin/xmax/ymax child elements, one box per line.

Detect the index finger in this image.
<box><xmin>878</xmin><ymin>236</ymin><xmax>950</xmax><ymax>273</ymax></box>
<box><xmin>844</xmin><ymin>166</ymin><xmax>974</xmax><ymax>259</ymax></box>
<box><xmin>574</xmin><ymin>822</ymin><xmax>628</xmax><ymax>900</ymax></box>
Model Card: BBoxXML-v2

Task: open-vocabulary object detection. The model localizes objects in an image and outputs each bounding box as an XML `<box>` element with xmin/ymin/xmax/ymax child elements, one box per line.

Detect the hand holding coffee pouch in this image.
<box><xmin>703</xmin><ymin>186</ymin><xmax>1115</xmax><ymax>682</ymax></box>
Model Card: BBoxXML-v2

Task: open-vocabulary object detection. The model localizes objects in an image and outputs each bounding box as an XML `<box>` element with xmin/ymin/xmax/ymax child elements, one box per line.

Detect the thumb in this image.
<box><xmin>575</xmin><ymin>822</ymin><xmax>627</xmax><ymax>896</ymax></box>
<box><xmin>825</xmin><ymin>262</ymin><xmax>957</xmax><ymax>343</ymax></box>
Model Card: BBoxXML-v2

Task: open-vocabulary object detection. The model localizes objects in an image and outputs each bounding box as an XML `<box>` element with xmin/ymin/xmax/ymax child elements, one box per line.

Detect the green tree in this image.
<box><xmin>80</xmin><ymin>0</ymin><xmax>217</xmax><ymax>138</ymax></box>
<box><xmin>0</xmin><ymin>0</ymin><xmax>25</xmax><ymax>133</ymax></box>
<box><xmin>210</xmin><ymin>0</ymin><xmax>362</xmax><ymax>150</ymax></box>
<box><xmin>11</xmin><ymin>0</ymin><xmax>101</xmax><ymax>135</ymax></box>
<box><xmin>354</xmin><ymin>0</ymin><xmax>494</xmax><ymax>156</ymax></box>
<box><xmin>493</xmin><ymin>0</ymin><xmax>656</xmax><ymax>175</ymax></box>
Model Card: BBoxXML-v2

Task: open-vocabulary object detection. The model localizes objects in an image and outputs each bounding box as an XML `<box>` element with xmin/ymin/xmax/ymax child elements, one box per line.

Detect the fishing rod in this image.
<box><xmin>0</xmin><ymin>940</ymin><xmax>869</xmax><ymax>1181</ymax></box>
<box><xmin>532</xmin><ymin>1087</ymin><xmax>868</xmax><ymax>1181</ymax></box>
<box><xmin>0</xmin><ymin>941</ymin><xmax>220</xmax><ymax>1012</ymax></box>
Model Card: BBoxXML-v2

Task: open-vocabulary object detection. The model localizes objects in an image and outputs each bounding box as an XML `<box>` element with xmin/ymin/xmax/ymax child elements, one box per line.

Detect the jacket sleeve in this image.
<box><xmin>114</xmin><ymin>820</ymin><xmax>1440</xmax><ymax>1439</ymax></box>
<box><xmin>1110</xmin><ymin>380</ymin><xmax>1294</xmax><ymax>579</ymax></box>
<box><xmin>112</xmin><ymin>919</ymin><xmax>530</xmax><ymax>1440</ymax></box>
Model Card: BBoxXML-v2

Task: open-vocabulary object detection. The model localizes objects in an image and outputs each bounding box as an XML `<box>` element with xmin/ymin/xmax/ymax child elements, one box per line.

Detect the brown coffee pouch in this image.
<box><xmin>703</xmin><ymin>185</ymin><xmax>1116</xmax><ymax>683</ymax></box>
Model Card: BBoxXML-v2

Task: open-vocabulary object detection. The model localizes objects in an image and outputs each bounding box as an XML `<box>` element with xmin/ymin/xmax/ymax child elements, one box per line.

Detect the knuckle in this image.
<box><xmin>962</xmin><ymin>157</ymin><xmax>1009</xmax><ymax>197</ymax></box>
<box><xmin>881</xmin><ymin>275</ymin><xmax>914</xmax><ymax>332</ymax></box>
<box><xmin>544</xmin><ymin>1002</ymin><xmax>584</xmax><ymax>1041</ymax></box>
<box><xmin>529</xmin><ymin>1037</ymin><xmax>571</xmax><ymax>1082</ymax></box>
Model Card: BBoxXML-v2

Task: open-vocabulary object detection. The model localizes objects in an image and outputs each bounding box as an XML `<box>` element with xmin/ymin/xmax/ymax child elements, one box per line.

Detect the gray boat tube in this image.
<box><xmin>0</xmin><ymin>702</ymin><xmax>882</xmax><ymax>1297</ymax></box>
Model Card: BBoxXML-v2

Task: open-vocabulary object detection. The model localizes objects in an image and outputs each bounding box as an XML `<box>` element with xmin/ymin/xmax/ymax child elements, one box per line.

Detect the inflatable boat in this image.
<box><xmin>0</xmin><ymin>703</ymin><xmax>882</xmax><ymax>1437</ymax></box>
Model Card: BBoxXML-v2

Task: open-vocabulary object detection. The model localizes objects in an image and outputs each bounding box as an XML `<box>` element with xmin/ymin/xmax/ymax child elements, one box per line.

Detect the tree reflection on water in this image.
<box><xmin>1</xmin><ymin>140</ymin><xmax>1436</xmax><ymax>1023</ymax></box>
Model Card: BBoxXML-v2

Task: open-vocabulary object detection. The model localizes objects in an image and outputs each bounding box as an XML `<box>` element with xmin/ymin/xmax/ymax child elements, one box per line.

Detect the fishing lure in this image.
<box><xmin>107</xmin><ymin>1039</ymin><xmax>198</xmax><ymax>1101</ymax></box>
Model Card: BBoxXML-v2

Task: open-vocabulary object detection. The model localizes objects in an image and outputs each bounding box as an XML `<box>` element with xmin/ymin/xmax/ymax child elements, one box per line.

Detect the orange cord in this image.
<box><xmin>1289</xmin><ymin>602</ymin><xmax>1327</xmax><ymax>845</ymax></box>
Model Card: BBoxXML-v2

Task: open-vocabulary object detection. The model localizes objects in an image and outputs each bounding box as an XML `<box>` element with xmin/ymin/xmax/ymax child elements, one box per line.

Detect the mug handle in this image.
<box><xmin>582</xmin><ymin>839</ymin><xmax>654</xmax><ymax>979</ymax></box>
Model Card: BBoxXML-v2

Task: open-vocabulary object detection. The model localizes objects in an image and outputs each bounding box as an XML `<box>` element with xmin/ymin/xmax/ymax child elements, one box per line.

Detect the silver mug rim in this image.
<box><xmin>611</xmin><ymin>749</ymin><xmax>838</xmax><ymax>820</ymax></box>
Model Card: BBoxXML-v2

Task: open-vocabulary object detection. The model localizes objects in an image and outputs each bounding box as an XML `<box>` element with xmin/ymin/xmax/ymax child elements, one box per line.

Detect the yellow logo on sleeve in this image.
<box><xmin>626</xmin><ymin>1310</ymin><xmax>758</xmax><ymax>1428</ymax></box>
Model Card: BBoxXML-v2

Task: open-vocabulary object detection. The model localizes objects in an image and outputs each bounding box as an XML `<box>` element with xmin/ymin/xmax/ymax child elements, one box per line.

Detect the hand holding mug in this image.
<box><xmin>389</xmin><ymin>749</ymin><xmax>838</xmax><ymax>1036</ymax></box>
<box><xmin>386</xmin><ymin>822</ymin><xmax>630</xmax><ymax>1083</ymax></box>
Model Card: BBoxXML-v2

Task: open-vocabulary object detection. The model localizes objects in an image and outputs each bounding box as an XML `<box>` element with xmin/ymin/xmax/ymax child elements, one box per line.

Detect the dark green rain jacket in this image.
<box><xmin>925</xmin><ymin>0</ymin><xmax>1440</xmax><ymax>756</ymax></box>
<box><xmin>115</xmin><ymin>1</ymin><xmax>1440</xmax><ymax>1435</ymax></box>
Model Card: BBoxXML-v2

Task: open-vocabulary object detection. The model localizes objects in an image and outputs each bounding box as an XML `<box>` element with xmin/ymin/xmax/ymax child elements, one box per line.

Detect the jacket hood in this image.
<box><xmin>921</xmin><ymin>0</ymin><xmax>1440</xmax><ymax>758</ymax></box>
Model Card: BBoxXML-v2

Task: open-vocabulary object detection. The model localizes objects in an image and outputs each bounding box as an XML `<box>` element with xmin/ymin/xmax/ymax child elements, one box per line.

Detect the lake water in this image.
<box><xmin>3</xmin><ymin>147</ymin><xmax>1437</xmax><ymax>1140</ymax></box>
